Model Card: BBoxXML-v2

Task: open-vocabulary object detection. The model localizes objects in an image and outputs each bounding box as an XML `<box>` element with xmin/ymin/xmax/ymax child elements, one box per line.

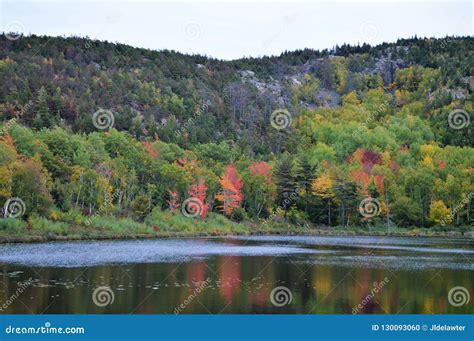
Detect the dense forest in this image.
<box><xmin>0</xmin><ymin>34</ymin><xmax>472</xmax><ymax>235</ymax></box>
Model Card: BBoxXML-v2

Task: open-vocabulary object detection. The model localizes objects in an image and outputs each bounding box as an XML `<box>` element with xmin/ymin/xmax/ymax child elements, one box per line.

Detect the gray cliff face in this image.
<box><xmin>372</xmin><ymin>58</ymin><xmax>407</xmax><ymax>85</ymax></box>
<box><xmin>232</xmin><ymin>55</ymin><xmax>408</xmax><ymax>112</ymax></box>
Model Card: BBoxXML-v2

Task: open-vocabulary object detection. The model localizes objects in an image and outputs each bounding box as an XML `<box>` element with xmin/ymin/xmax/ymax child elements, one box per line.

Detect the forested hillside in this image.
<box><xmin>0</xmin><ymin>34</ymin><xmax>472</xmax><ymax>234</ymax></box>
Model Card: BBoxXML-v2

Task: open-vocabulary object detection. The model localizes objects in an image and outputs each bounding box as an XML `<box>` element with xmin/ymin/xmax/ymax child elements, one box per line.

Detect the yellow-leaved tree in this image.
<box><xmin>311</xmin><ymin>174</ymin><xmax>335</xmax><ymax>225</ymax></box>
<box><xmin>429</xmin><ymin>200</ymin><xmax>451</xmax><ymax>225</ymax></box>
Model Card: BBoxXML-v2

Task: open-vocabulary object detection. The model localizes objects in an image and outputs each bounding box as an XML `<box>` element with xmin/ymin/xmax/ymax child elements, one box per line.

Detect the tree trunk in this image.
<box><xmin>328</xmin><ymin>199</ymin><xmax>331</xmax><ymax>226</ymax></box>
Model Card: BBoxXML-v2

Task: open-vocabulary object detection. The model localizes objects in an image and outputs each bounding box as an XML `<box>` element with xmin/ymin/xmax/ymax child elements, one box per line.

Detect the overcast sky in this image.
<box><xmin>1</xmin><ymin>0</ymin><xmax>472</xmax><ymax>60</ymax></box>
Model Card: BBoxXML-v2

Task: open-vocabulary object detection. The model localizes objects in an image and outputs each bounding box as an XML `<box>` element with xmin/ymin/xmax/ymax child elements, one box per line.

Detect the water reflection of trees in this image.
<box><xmin>1</xmin><ymin>256</ymin><xmax>472</xmax><ymax>314</ymax></box>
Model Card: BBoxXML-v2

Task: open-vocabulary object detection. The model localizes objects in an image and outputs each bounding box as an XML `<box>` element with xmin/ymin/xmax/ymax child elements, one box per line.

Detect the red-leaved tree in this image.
<box><xmin>188</xmin><ymin>180</ymin><xmax>209</xmax><ymax>219</ymax></box>
<box><xmin>249</xmin><ymin>161</ymin><xmax>272</xmax><ymax>183</ymax></box>
<box><xmin>167</xmin><ymin>190</ymin><xmax>180</xmax><ymax>213</ymax></box>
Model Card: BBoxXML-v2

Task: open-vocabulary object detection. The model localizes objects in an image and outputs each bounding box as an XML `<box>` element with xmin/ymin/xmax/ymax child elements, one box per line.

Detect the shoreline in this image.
<box><xmin>1</xmin><ymin>227</ymin><xmax>472</xmax><ymax>244</ymax></box>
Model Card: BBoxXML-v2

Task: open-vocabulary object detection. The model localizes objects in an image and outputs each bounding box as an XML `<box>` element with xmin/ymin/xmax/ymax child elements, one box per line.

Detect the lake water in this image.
<box><xmin>0</xmin><ymin>235</ymin><xmax>472</xmax><ymax>314</ymax></box>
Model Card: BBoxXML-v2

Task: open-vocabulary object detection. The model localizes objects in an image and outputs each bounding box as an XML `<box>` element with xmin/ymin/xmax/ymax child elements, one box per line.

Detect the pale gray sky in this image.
<box><xmin>1</xmin><ymin>0</ymin><xmax>472</xmax><ymax>60</ymax></box>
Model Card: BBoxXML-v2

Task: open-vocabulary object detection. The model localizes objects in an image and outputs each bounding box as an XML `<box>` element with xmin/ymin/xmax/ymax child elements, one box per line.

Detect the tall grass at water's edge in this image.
<box><xmin>0</xmin><ymin>210</ymin><xmax>472</xmax><ymax>242</ymax></box>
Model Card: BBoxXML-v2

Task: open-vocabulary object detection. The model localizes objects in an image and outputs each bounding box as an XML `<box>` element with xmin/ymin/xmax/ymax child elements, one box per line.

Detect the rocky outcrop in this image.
<box><xmin>373</xmin><ymin>58</ymin><xmax>407</xmax><ymax>85</ymax></box>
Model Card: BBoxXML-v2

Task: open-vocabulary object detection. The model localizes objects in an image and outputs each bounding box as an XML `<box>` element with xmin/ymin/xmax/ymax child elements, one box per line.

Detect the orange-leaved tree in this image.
<box><xmin>216</xmin><ymin>165</ymin><xmax>244</xmax><ymax>216</ymax></box>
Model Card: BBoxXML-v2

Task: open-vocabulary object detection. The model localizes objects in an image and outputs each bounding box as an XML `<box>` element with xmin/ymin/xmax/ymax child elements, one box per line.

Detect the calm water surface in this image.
<box><xmin>0</xmin><ymin>235</ymin><xmax>472</xmax><ymax>314</ymax></box>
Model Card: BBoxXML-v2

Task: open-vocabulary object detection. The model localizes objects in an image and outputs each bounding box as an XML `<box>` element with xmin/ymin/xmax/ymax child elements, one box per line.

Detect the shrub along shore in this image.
<box><xmin>0</xmin><ymin>212</ymin><xmax>472</xmax><ymax>244</ymax></box>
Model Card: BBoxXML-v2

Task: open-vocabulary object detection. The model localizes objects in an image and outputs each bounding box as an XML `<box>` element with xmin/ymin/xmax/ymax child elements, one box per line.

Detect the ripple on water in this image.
<box><xmin>0</xmin><ymin>239</ymin><xmax>328</xmax><ymax>268</ymax></box>
<box><xmin>293</xmin><ymin>254</ymin><xmax>474</xmax><ymax>270</ymax></box>
<box><xmin>0</xmin><ymin>236</ymin><xmax>471</xmax><ymax>270</ymax></box>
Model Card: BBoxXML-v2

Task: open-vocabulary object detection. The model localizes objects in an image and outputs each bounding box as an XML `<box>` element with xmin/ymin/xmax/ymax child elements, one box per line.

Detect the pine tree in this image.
<box><xmin>294</xmin><ymin>153</ymin><xmax>316</xmax><ymax>213</ymax></box>
<box><xmin>274</xmin><ymin>153</ymin><xmax>297</xmax><ymax>209</ymax></box>
<box><xmin>34</xmin><ymin>86</ymin><xmax>52</xmax><ymax>129</ymax></box>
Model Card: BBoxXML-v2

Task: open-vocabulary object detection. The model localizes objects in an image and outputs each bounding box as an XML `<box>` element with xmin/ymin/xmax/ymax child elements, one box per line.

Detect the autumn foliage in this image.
<box><xmin>216</xmin><ymin>165</ymin><xmax>244</xmax><ymax>216</ymax></box>
<box><xmin>167</xmin><ymin>190</ymin><xmax>180</xmax><ymax>213</ymax></box>
<box><xmin>249</xmin><ymin>161</ymin><xmax>272</xmax><ymax>183</ymax></box>
<box><xmin>0</xmin><ymin>36</ymin><xmax>472</xmax><ymax>230</ymax></box>
<box><xmin>188</xmin><ymin>180</ymin><xmax>209</xmax><ymax>219</ymax></box>
<box><xmin>143</xmin><ymin>141</ymin><xmax>159</xmax><ymax>159</ymax></box>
